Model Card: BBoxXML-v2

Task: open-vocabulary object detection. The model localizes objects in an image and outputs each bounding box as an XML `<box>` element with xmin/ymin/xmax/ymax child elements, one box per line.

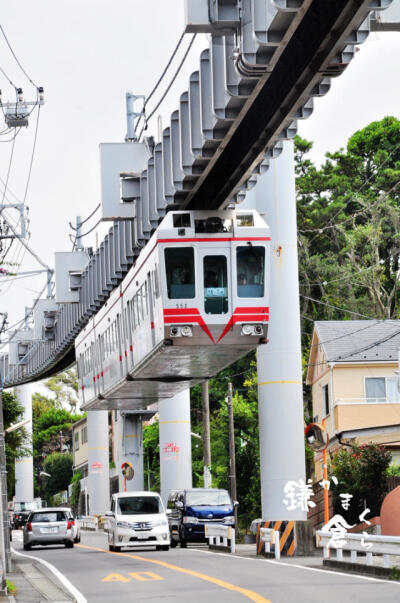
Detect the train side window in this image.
<box><xmin>165</xmin><ymin>247</ymin><xmax>195</xmax><ymax>299</ymax></box>
<box><xmin>237</xmin><ymin>246</ymin><xmax>265</xmax><ymax>298</ymax></box>
<box><xmin>203</xmin><ymin>255</ymin><xmax>228</xmax><ymax>314</ymax></box>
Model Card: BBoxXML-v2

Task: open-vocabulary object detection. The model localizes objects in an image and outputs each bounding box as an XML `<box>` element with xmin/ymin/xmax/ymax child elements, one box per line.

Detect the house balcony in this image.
<box><xmin>334</xmin><ymin>398</ymin><xmax>400</xmax><ymax>432</ymax></box>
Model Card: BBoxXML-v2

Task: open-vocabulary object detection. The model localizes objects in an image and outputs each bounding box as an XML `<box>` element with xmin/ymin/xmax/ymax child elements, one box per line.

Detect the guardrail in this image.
<box><xmin>317</xmin><ymin>530</ymin><xmax>400</xmax><ymax>568</ymax></box>
<box><xmin>260</xmin><ymin>528</ymin><xmax>280</xmax><ymax>560</ymax></box>
<box><xmin>77</xmin><ymin>516</ymin><xmax>98</xmax><ymax>531</ymax></box>
<box><xmin>205</xmin><ymin>524</ymin><xmax>235</xmax><ymax>554</ymax></box>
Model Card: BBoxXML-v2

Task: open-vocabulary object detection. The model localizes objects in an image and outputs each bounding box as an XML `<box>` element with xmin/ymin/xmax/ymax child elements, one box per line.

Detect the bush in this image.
<box><xmin>330</xmin><ymin>443</ymin><xmax>391</xmax><ymax>524</ymax></box>
<box><xmin>43</xmin><ymin>452</ymin><xmax>73</xmax><ymax>500</ymax></box>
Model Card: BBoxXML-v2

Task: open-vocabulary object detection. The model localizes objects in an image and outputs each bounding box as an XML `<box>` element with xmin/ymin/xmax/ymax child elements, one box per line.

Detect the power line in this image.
<box><xmin>0</xmin><ymin>133</ymin><xmax>16</xmax><ymax>208</ymax></box>
<box><xmin>69</xmin><ymin>203</ymin><xmax>100</xmax><ymax>230</ymax></box>
<box><xmin>0</xmin><ymin>24</ymin><xmax>38</xmax><ymax>88</ymax></box>
<box><xmin>138</xmin><ymin>34</ymin><xmax>197</xmax><ymax>141</ymax></box>
<box><xmin>134</xmin><ymin>31</ymin><xmax>187</xmax><ymax>136</ymax></box>
<box><xmin>0</xmin><ymin>64</ymin><xmax>17</xmax><ymax>91</ymax></box>
<box><xmin>22</xmin><ymin>104</ymin><xmax>41</xmax><ymax>204</ymax></box>
<box><xmin>300</xmin><ymin>294</ymin><xmax>375</xmax><ymax>320</ymax></box>
<box><xmin>74</xmin><ymin>219</ymin><xmax>102</xmax><ymax>241</ymax></box>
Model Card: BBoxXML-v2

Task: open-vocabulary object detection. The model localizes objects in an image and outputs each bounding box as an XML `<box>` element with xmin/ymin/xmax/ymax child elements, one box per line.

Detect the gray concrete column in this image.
<box><xmin>113</xmin><ymin>411</ymin><xmax>144</xmax><ymax>492</ymax></box>
<box><xmin>14</xmin><ymin>384</ymin><xmax>33</xmax><ymax>502</ymax></box>
<box><xmin>87</xmin><ymin>410</ymin><xmax>110</xmax><ymax>514</ymax></box>
<box><xmin>243</xmin><ymin>141</ymin><xmax>306</xmax><ymax>520</ymax></box>
<box><xmin>159</xmin><ymin>390</ymin><xmax>192</xmax><ymax>505</ymax></box>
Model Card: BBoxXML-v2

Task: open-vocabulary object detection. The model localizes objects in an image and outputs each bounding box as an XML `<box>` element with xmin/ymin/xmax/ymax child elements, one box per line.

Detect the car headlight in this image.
<box><xmin>222</xmin><ymin>516</ymin><xmax>235</xmax><ymax>525</ymax></box>
<box><xmin>183</xmin><ymin>516</ymin><xmax>199</xmax><ymax>524</ymax></box>
<box><xmin>153</xmin><ymin>519</ymin><xmax>168</xmax><ymax>527</ymax></box>
<box><xmin>116</xmin><ymin>521</ymin><xmax>133</xmax><ymax>529</ymax></box>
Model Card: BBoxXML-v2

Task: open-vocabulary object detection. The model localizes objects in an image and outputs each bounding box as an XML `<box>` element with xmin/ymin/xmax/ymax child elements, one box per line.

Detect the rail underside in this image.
<box><xmin>82</xmin><ymin>326</ymin><xmax>264</xmax><ymax>410</ymax></box>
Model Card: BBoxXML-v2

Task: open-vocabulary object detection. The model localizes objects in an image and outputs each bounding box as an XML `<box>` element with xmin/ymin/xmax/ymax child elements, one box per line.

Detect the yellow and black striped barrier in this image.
<box><xmin>256</xmin><ymin>520</ymin><xmax>296</xmax><ymax>556</ymax></box>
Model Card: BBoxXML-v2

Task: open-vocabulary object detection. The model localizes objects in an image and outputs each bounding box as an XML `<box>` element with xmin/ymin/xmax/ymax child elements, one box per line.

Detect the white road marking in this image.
<box><xmin>192</xmin><ymin>548</ymin><xmax>400</xmax><ymax>586</ymax></box>
<box><xmin>12</xmin><ymin>547</ymin><xmax>87</xmax><ymax>602</ymax></box>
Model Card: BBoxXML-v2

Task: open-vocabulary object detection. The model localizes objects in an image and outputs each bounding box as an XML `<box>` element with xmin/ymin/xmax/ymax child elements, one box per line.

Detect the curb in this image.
<box><xmin>323</xmin><ymin>559</ymin><xmax>399</xmax><ymax>580</ymax></box>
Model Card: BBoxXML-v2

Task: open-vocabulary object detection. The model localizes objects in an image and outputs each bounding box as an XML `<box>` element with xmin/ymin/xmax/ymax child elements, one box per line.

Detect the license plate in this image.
<box><xmin>41</xmin><ymin>527</ymin><xmax>58</xmax><ymax>534</ymax></box>
<box><xmin>137</xmin><ymin>533</ymin><xmax>149</xmax><ymax>540</ymax></box>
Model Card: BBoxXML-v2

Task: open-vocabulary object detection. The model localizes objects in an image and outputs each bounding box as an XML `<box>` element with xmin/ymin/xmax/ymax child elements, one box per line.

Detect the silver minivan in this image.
<box><xmin>106</xmin><ymin>491</ymin><xmax>170</xmax><ymax>551</ymax></box>
<box><xmin>23</xmin><ymin>508</ymin><xmax>74</xmax><ymax>550</ymax></box>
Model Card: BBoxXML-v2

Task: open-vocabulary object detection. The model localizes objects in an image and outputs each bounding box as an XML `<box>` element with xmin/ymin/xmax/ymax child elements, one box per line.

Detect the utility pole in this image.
<box><xmin>0</xmin><ymin>385</ymin><xmax>11</xmax><ymax>591</ymax></box>
<box><xmin>201</xmin><ymin>380</ymin><xmax>212</xmax><ymax>488</ymax></box>
<box><xmin>227</xmin><ymin>382</ymin><xmax>237</xmax><ymax>527</ymax></box>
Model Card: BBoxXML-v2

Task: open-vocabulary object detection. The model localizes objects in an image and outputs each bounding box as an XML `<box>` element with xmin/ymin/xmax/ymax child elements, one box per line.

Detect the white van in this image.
<box><xmin>106</xmin><ymin>491</ymin><xmax>170</xmax><ymax>551</ymax></box>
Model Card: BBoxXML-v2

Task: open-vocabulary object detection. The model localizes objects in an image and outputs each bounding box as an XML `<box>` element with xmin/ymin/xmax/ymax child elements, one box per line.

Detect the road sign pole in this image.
<box><xmin>0</xmin><ymin>386</ymin><xmax>10</xmax><ymax>588</ymax></box>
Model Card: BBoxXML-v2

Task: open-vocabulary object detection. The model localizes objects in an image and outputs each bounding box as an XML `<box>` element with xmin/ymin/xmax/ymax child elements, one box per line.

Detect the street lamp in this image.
<box><xmin>5</xmin><ymin>419</ymin><xmax>30</xmax><ymax>434</ymax></box>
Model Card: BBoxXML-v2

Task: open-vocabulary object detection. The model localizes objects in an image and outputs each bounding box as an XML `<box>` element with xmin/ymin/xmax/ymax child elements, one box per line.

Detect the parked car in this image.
<box><xmin>106</xmin><ymin>491</ymin><xmax>170</xmax><ymax>552</ymax></box>
<box><xmin>23</xmin><ymin>508</ymin><xmax>75</xmax><ymax>550</ymax></box>
<box><xmin>12</xmin><ymin>501</ymin><xmax>37</xmax><ymax>529</ymax></box>
<box><xmin>58</xmin><ymin>507</ymin><xmax>80</xmax><ymax>543</ymax></box>
<box><xmin>167</xmin><ymin>488</ymin><xmax>236</xmax><ymax>548</ymax></box>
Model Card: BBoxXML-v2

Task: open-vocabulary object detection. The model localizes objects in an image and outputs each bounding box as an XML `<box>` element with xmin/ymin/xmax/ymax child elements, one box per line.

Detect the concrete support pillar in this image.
<box><xmin>113</xmin><ymin>411</ymin><xmax>144</xmax><ymax>492</ymax></box>
<box><xmin>14</xmin><ymin>384</ymin><xmax>33</xmax><ymax>502</ymax></box>
<box><xmin>159</xmin><ymin>390</ymin><xmax>192</xmax><ymax>505</ymax></box>
<box><xmin>87</xmin><ymin>410</ymin><xmax>110</xmax><ymax>515</ymax></box>
<box><xmin>243</xmin><ymin>141</ymin><xmax>306</xmax><ymax>520</ymax></box>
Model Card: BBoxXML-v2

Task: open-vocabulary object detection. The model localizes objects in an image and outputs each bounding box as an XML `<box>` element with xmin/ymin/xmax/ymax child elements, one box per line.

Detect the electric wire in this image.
<box><xmin>22</xmin><ymin>104</ymin><xmax>41</xmax><ymax>204</ymax></box>
<box><xmin>134</xmin><ymin>31</ymin><xmax>186</xmax><ymax>136</ymax></box>
<box><xmin>75</xmin><ymin>219</ymin><xmax>102</xmax><ymax>240</ymax></box>
<box><xmin>0</xmin><ymin>24</ymin><xmax>38</xmax><ymax>88</ymax></box>
<box><xmin>0</xmin><ymin>132</ymin><xmax>16</xmax><ymax>208</ymax></box>
<box><xmin>69</xmin><ymin>203</ymin><xmax>101</xmax><ymax>230</ymax></box>
<box><xmin>0</xmin><ymin>64</ymin><xmax>18</xmax><ymax>90</ymax></box>
<box><xmin>138</xmin><ymin>34</ymin><xmax>197</xmax><ymax>141</ymax></box>
<box><xmin>300</xmin><ymin>294</ymin><xmax>375</xmax><ymax>320</ymax></box>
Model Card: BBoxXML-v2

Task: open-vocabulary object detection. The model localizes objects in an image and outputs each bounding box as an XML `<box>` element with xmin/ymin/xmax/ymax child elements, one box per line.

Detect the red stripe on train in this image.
<box><xmin>158</xmin><ymin>237</ymin><xmax>270</xmax><ymax>243</ymax></box>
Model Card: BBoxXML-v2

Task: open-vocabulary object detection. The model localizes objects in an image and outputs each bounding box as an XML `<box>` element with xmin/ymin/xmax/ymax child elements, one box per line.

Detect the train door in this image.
<box><xmin>200</xmin><ymin>250</ymin><xmax>231</xmax><ymax>318</ymax></box>
<box><xmin>97</xmin><ymin>334</ymin><xmax>104</xmax><ymax>394</ymax></box>
<box><xmin>116</xmin><ymin>313</ymin><xmax>123</xmax><ymax>378</ymax></box>
<box><xmin>147</xmin><ymin>272</ymin><xmax>156</xmax><ymax>347</ymax></box>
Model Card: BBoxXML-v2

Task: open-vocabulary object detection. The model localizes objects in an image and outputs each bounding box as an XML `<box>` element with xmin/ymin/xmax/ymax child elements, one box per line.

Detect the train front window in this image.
<box><xmin>165</xmin><ymin>247</ymin><xmax>195</xmax><ymax>299</ymax></box>
<box><xmin>204</xmin><ymin>256</ymin><xmax>228</xmax><ymax>314</ymax></box>
<box><xmin>237</xmin><ymin>246</ymin><xmax>265</xmax><ymax>298</ymax></box>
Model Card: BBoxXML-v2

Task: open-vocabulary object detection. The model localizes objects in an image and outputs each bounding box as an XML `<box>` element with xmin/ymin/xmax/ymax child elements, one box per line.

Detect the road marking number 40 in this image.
<box><xmin>103</xmin><ymin>572</ymin><xmax>163</xmax><ymax>583</ymax></box>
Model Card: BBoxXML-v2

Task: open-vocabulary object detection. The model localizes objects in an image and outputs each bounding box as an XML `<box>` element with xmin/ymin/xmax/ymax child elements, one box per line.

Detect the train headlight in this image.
<box><xmin>241</xmin><ymin>325</ymin><xmax>253</xmax><ymax>336</ymax></box>
<box><xmin>181</xmin><ymin>326</ymin><xmax>193</xmax><ymax>337</ymax></box>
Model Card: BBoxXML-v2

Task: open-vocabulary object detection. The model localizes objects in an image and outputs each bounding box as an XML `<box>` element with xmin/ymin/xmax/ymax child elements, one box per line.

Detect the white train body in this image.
<box><xmin>76</xmin><ymin>210</ymin><xmax>270</xmax><ymax>410</ymax></box>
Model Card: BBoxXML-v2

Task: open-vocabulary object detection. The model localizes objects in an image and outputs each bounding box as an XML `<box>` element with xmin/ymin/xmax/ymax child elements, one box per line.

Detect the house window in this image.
<box><xmin>74</xmin><ymin>431</ymin><xmax>79</xmax><ymax>451</ymax></box>
<box><xmin>81</xmin><ymin>426</ymin><xmax>88</xmax><ymax>444</ymax></box>
<box><xmin>365</xmin><ymin>377</ymin><xmax>386</xmax><ymax>402</ymax></box>
<box><xmin>365</xmin><ymin>377</ymin><xmax>399</xmax><ymax>402</ymax></box>
<box><xmin>323</xmin><ymin>384</ymin><xmax>329</xmax><ymax>416</ymax></box>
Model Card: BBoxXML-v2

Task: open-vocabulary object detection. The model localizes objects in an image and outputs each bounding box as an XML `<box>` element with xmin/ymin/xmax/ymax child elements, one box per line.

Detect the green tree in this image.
<box><xmin>44</xmin><ymin>368</ymin><xmax>79</xmax><ymax>413</ymax></box>
<box><xmin>330</xmin><ymin>443</ymin><xmax>391</xmax><ymax>524</ymax></box>
<box><xmin>2</xmin><ymin>390</ymin><xmax>28</xmax><ymax>496</ymax></box>
<box><xmin>42</xmin><ymin>452</ymin><xmax>73</xmax><ymax>501</ymax></box>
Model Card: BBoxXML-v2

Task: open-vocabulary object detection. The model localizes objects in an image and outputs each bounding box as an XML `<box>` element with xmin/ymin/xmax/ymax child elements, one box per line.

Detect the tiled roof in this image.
<box><xmin>314</xmin><ymin>320</ymin><xmax>400</xmax><ymax>363</ymax></box>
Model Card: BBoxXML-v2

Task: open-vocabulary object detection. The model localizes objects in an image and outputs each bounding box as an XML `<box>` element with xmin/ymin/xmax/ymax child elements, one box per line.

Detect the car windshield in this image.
<box><xmin>117</xmin><ymin>496</ymin><xmax>162</xmax><ymax>515</ymax></box>
<box><xmin>30</xmin><ymin>512</ymin><xmax>66</xmax><ymax>523</ymax></box>
<box><xmin>185</xmin><ymin>491</ymin><xmax>232</xmax><ymax>506</ymax></box>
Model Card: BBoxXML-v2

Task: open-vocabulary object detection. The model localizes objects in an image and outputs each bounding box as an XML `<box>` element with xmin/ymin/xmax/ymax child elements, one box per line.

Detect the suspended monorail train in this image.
<box><xmin>76</xmin><ymin>210</ymin><xmax>270</xmax><ymax>410</ymax></box>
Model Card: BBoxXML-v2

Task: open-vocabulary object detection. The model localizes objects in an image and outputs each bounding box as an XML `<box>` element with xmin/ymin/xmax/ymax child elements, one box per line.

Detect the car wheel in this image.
<box><xmin>74</xmin><ymin>536</ymin><xmax>80</xmax><ymax>543</ymax></box>
<box><xmin>65</xmin><ymin>541</ymin><xmax>74</xmax><ymax>549</ymax></box>
<box><xmin>109</xmin><ymin>544</ymin><xmax>115</xmax><ymax>552</ymax></box>
<box><xmin>114</xmin><ymin>546</ymin><xmax>121</xmax><ymax>552</ymax></box>
<box><xmin>23</xmin><ymin>544</ymin><xmax>31</xmax><ymax>551</ymax></box>
<box><xmin>170</xmin><ymin>539</ymin><xmax>177</xmax><ymax>548</ymax></box>
<box><xmin>161</xmin><ymin>545</ymin><xmax>169</xmax><ymax>551</ymax></box>
<box><xmin>180</xmin><ymin>538</ymin><xmax>187</xmax><ymax>549</ymax></box>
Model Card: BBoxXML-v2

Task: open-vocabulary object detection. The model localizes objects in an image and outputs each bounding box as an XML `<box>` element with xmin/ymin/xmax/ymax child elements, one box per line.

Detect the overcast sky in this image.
<box><xmin>0</xmin><ymin>0</ymin><xmax>399</xmax><ymax>340</ymax></box>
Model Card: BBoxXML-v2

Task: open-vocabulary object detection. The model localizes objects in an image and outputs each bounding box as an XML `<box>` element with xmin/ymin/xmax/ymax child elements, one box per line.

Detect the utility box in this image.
<box><xmin>54</xmin><ymin>251</ymin><xmax>90</xmax><ymax>303</ymax></box>
<box><xmin>184</xmin><ymin>0</ymin><xmax>240</xmax><ymax>33</ymax></box>
<box><xmin>100</xmin><ymin>142</ymin><xmax>150</xmax><ymax>220</ymax></box>
<box><xmin>33</xmin><ymin>299</ymin><xmax>58</xmax><ymax>341</ymax></box>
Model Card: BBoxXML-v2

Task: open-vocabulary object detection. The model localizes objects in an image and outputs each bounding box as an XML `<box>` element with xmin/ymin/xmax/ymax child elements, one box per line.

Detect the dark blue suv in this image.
<box><xmin>167</xmin><ymin>488</ymin><xmax>235</xmax><ymax>548</ymax></box>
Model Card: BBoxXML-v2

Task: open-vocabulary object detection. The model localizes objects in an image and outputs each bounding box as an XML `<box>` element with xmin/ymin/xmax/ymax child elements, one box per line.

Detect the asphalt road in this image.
<box><xmin>11</xmin><ymin>531</ymin><xmax>400</xmax><ymax>602</ymax></box>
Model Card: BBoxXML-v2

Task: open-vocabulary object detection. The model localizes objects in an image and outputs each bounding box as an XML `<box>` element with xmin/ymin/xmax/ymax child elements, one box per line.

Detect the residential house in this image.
<box><xmin>306</xmin><ymin>321</ymin><xmax>400</xmax><ymax>480</ymax></box>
